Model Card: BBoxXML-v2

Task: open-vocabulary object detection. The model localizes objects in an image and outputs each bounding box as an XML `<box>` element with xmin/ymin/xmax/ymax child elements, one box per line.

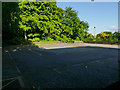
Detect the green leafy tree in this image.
<box><xmin>3</xmin><ymin>1</ymin><xmax>90</xmax><ymax>44</ymax></box>
<box><xmin>18</xmin><ymin>1</ymin><xmax>65</xmax><ymax>42</ymax></box>
<box><xmin>96</xmin><ymin>32</ymin><xmax>113</xmax><ymax>41</ymax></box>
<box><xmin>112</xmin><ymin>32</ymin><xmax>120</xmax><ymax>41</ymax></box>
<box><xmin>2</xmin><ymin>2</ymin><xmax>23</xmax><ymax>44</ymax></box>
<box><xmin>62</xmin><ymin>7</ymin><xmax>89</xmax><ymax>41</ymax></box>
<box><xmin>83</xmin><ymin>32</ymin><xmax>94</xmax><ymax>41</ymax></box>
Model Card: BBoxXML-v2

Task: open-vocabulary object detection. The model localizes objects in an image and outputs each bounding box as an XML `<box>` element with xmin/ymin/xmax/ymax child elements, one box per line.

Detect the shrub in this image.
<box><xmin>28</xmin><ymin>38</ymin><xmax>40</xmax><ymax>42</ymax></box>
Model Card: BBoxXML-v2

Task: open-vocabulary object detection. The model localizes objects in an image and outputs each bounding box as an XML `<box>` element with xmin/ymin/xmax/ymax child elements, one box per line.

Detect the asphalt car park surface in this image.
<box><xmin>2</xmin><ymin>44</ymin><xmax>120</xmax><ymax>88</ymax></box>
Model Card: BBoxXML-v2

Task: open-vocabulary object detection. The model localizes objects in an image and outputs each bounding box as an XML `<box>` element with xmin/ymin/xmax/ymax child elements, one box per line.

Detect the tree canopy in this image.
<box><xmin>3</xmin><ymin>2</ymin><xmax>90</xmax><ymax>44</ymax></box>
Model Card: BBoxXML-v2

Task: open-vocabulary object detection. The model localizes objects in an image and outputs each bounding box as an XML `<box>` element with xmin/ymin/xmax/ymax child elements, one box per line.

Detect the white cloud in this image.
<box><xmin>107</xmin><ymin>25</ymin><xmax>120</xmax><ymax>32</ymax></box>
<box><xmin>108</xmin><ymin>25</ymin><xmax>119</xmax><ymax>30</ymax></box>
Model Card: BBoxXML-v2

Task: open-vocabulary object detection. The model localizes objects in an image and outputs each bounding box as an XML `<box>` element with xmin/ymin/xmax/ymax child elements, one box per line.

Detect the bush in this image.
<box><xmin>45</xmin><ymin>37</ymin><xmax>54</xmax><ymax>41</ymax></box>
<box><xmin>28</xmin><ymin>38</ymin><xmax>40</xmax><ymax>42</ymax></box>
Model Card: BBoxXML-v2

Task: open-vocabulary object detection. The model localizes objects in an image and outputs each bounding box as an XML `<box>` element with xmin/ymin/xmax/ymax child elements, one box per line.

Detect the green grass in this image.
<box><xmin>34</xmin><ymin>41</ymin><xmax>74</xmax><ymax>45</ymax></box>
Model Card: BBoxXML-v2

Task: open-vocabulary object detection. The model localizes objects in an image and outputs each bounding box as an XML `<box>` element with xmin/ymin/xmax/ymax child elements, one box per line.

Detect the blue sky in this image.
<box><xmin>56</xmin><ymin>2</ymin><xmax>118</xmax><ymax>35</ymax></box>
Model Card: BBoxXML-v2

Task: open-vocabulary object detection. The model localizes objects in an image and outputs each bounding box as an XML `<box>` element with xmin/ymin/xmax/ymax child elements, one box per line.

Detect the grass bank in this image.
<box><xmin>33</xmin><ymin>41</ymin><xmax>75</xmax><ymax>45</ymax></box>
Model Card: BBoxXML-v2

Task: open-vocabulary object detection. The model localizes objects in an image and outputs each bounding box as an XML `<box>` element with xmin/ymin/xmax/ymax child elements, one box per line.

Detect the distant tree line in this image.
<box><xmin>96</xmin><ymin>32</ymin><xmax>120</xmax><ymax>42</ymax></box>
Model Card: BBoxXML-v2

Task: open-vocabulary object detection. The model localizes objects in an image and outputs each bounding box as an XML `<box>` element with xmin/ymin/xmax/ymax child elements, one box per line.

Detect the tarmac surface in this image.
<box><xmin>2</xmin><ymin>43</ymin><xmax>120</xmax><ymax>88</ymax></box>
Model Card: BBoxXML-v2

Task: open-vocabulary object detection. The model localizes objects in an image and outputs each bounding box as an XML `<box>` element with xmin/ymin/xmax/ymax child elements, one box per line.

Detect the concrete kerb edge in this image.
<box><xmin>36</xmin><ymin>45</ymin><xmax>119</xmax><ymax>50</ymax></box>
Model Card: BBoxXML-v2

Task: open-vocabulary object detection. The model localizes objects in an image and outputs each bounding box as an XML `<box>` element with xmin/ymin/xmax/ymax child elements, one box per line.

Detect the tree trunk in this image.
<box><xmin>25</xmin><ymin>31</ymin><xmax>27</xmax><ymax>40</ymax></box>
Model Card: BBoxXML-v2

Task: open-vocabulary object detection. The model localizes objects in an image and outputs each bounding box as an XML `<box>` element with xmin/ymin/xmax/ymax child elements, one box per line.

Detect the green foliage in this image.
<box><xmin>63</xmin><ymin>7</ymin><xmax>89</xmax><ymax>40</ymax></box>
<box><xmin>2</xmin><ymin>2</ymin><xmax>23</xmax><ymax>44</ymax></box>
<box><xmin>82</xmin><ymin>32</ymin><xmax>94</xmax><ymax>41</ymax></box>
<box><xmin>112</xmin><ymin>32</ymin><xmax>120</xmax><ymax>41</ymax></box>
<box><xmin>28</xmin><ymin>38</ymin><xmax>40</xmax><ymax>42</ymax></box>
<box><xmin>45</xmin><ymin>37</ymin><xmax>54</xmax><ymax>41</ymax></box>
<box><xmin>3</xmin><ymin>2</ymin><xmax>90</xmax><ymax>44</ymax></box>
<box><xmin>18</xmin><ymin>2</ymin><xmax>89</xmax><ymax>42</ymax></box>
<box><xmin>96</xmin><ymin>32</ymin><xmax>120</xmax><ymax>41</ymax></box>
<box><xmin>4</xmin><ymin>2</ymin><xmax>119</xmax><ymax>44</ymax></box>
<box><xmin>76</xmin><ymin>37</ymin><xmax>80</xmax><ymax>41</ymax></box>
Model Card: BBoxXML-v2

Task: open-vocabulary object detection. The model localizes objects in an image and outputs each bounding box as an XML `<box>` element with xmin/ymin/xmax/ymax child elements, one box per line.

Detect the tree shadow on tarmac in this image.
<box><xmin>105</xmin><ymin>51</ymin><xmax>120</xmax><ymax>89</ymax></box>
<box><xmin>2</xmin><ymin>43</ymin><xmax>120</xmax><ymax>88</ymax></box>
<box><xmin>48</xmin><ymin>46</ymin><xmax>120</xmax><ymax>88</ymax></box>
